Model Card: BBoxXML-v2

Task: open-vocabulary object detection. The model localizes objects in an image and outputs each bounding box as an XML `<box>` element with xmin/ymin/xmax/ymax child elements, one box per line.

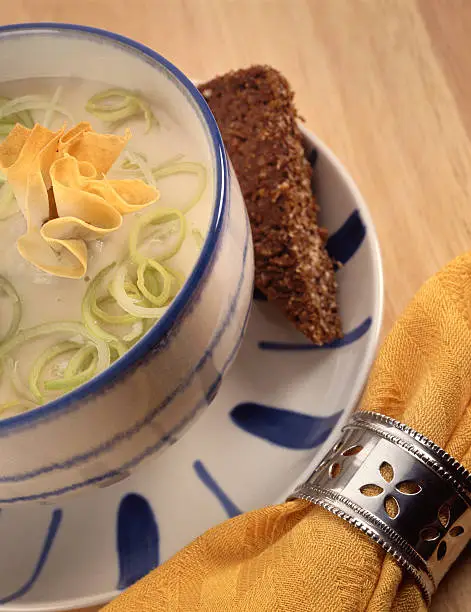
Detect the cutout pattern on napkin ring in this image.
<box><xmin>288</xmin><ymin>411</ymin><xmax>471</xmax><ymax>605</ymax></box>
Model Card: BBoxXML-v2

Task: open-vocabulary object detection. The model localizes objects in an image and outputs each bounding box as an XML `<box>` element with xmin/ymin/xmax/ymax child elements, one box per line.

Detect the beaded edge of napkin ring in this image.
<box><xmin>288</xmin><ymin>411</ymin><xmax>471</xmax><ymax>605</ymax></box>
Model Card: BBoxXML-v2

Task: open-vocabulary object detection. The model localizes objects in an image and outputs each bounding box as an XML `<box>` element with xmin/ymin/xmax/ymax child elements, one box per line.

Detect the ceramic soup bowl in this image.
<box><xmin>0</xmin><ymin>23</ymin><xmax>254</xmax><ymax>505</ymax></box>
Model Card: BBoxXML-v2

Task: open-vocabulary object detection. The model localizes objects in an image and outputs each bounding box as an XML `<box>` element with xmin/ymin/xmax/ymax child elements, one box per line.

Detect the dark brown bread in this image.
<box><xmin>200</xmin><ymin>66</ymin><xmax>342</xmax><ymax>344</ymax></box>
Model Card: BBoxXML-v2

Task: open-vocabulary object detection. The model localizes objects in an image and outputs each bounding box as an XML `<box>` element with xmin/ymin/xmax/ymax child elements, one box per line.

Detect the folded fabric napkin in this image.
<box><xmin>104</xmin><ymin>252</ymin><xmax>471</xmax><ymax>611</ymax></box>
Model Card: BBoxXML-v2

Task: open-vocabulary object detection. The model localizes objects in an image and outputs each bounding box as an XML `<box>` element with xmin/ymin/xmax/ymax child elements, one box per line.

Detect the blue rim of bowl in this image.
<box><xmin>0</xmin><ymin>23</ymin><xmax>229</xmax><ymax>431</ymax></box>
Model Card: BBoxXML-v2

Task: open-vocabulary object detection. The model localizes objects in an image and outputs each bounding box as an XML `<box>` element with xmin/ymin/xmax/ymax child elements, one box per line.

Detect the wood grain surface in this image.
<box><xmin>1</xmin><ymin>1</ymin><xmax>471</xmax><ymax>610</ymax></box>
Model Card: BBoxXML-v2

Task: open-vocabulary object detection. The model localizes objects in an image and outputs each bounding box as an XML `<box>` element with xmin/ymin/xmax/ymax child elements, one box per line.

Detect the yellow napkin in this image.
<box><xmin>104</xmin><ymin>252</ymin><xmax>471</xmax><ymax>612</ymax></box>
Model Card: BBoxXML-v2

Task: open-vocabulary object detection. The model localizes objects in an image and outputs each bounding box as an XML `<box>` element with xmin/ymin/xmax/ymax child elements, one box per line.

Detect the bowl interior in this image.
<box><xmin>0</xmin><ymin>26</ymin><xmax>228</xmax><ymax>423</ymax></box>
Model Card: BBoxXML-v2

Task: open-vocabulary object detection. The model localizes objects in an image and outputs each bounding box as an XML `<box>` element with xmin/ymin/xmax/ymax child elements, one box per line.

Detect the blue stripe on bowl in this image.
<box><xmin>230</xmin><ymin>404</ymin><xmax>342</xmax><ymax>449</ymax></box>
<box><xmin>193</xmin><ymin>460</ymin><xmax>241</xmax><ymax>518</ymax></box>
<box><xmin>117</xmin><ymin>494</ymin><xmax>159</xmax><ymax>590</ymax></box>
<box><xmin>0</xmin><ymin>212</ymin><xmax>250</xmax><ymax>485</ymax></box>
<box><xmin>0</xmin><ymin>509</ymin><xmax>62</xmax><ymax>604</ymax></box>
<box><xmin>258</xmin><ymin>317</ymin><xmax>372</xmax><ymax>351</ymax></box>
<box><xmin>0</xmin><ymin>284</ymin><xmax>253</xmax><ymax>503</ymax></box>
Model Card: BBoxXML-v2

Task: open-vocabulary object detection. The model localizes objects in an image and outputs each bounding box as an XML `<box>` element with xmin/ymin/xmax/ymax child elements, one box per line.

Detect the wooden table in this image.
<box><xmin>2</xmin><ymin>0</ymin><xmax>471</xmax><ymax>610</ymax></box>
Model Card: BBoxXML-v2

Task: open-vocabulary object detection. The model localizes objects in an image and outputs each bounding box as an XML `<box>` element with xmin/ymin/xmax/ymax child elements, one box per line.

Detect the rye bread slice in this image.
<box><xmin>200</xmin><ymin>65</ymin><xmax>342</xmax><ymax>345</ymax></box>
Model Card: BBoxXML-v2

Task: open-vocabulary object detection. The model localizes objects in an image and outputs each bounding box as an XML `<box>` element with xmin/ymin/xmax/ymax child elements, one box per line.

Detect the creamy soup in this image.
<box><xmin>0</xmin><ymin>79</ymin><xmax>213</xmax><ymax>418</ymax></box>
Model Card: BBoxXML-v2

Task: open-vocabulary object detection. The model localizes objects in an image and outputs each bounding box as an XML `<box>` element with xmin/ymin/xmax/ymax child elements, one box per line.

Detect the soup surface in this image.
<box><xmin>0</xmin><ymin>78</ymin><xmax>213</xmax><ymax>417</ymax></box>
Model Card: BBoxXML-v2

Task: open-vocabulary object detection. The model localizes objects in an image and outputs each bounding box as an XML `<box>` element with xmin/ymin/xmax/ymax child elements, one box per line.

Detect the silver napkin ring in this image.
<box><xmin>288</xmin><ymin>411</ymin><xmax>471</xmax><ymax>605</ymax></box>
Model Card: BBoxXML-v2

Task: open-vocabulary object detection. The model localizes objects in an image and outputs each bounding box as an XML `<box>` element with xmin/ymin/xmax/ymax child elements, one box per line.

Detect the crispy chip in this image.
<box><xmin>0</xmin><ymin>124</ymin><xmax>31</xmax><ymax>170</ymax></box>
<box><xmin>87</xmin><ymin>178</ymin><xmax>159</xmax><ymax>214</ymax></box>
<box><xmin>0</xmin><ymin>124</ymin><xmax>63</xmax><ymax>215</ymax></box>
<box><xmin>0</xmin><ymin>122</ymin><xmax>159</xmax><ymax>278</ymax></box>
<box><xmin>17</xmin><ymin>231</ymin><xmax>88</xmax><ymax>279</ymax></box>
<box><xmin>59</xmin><ymin>121</ymin><xmax>92</xmax><ymax>149</ymax></box>
<box><xmin>64</xmin><ymin>128</ymin><xmax>131</xmax><ymax>175</ymax></box>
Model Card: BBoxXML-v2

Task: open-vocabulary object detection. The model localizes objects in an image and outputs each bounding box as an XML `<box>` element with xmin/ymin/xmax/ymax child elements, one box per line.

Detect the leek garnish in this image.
<box><xmin>136</xmin><ymin>259</ymin><xmax>172</xmax><ymax>307</ymax></box>
<box><xmin>0</xmin><ymin>124</ymin><xmax>15</xmax><ymax>136</ymax></box>
<box><xmin>152</xmin><ymin>162</ymin><xmax>207</xmax><ymax>212</ymax></box>
<box><xmin>125</xmin><ymin>151</ymin><xmax>157</xmax><ymax>187</ymax></box>
<box><xmin>0</xmin><ymin>95</ymin><xmax>35</xmax><ymax>218</ymax></box>
<box><xmin>122</xmin><ymin>158</ymin><xmax>207</xmax><ymax>213</ymax></box>
<box><xmin>85</xmin><ymin>88</ymin><xmax>156</xmax><ymax>133</ymax></box>
<box><xmin>0</xmin><ymin>95</ymin><xmax>74</xmax><ymax>124</ymax></box>
<box><xmin>15</xmin><ymin>110</ymin><xmax>35</xmax><ymax>129</ymax></box>
<box><xmin>141</xmin><ymin>265</ymin><xmax>160</xmax><ymax>300</ymax></box>
<box><xmin>121</xmin><ymin>153</ymin><xmax>185</xmax><ymax>172</ymax></box>
<box><xmin>0</xmin><ymin>400</ymin><xmax>36</xmax><ymax>416</ymax></box>
<box><xmin>5</xmin><ymin>358</ymin><xmax>36</xmax><ymax>403</ymax></box>
<box><xmin>129</xmin><ymin>208</ymin><xmax>186</xmax><ymax>265</ymax></box>
<box><xmin>192</xmin><ymin>228</ymin><xmax>204</xmax><ymax>250</ymax></box>
<box><xmin>110</xmin><ymin>264</ymin><xmax>167</xmax><ymax>319</ymax></box>
<box><xmin>109</xmin><ymin>345</ymin><xmax>121</xmax><ymax>363</ymax></box>
<box><xmin>122</xmin><ymin>320</ymin><xmax>144</xmax><ymax>343</ymax></box>
<box><xmin>0</xmin><ymin>322</ymin><xmax>110</xmax><ymax>373</ymax></box>
<box><xmin>64</xmin><ymin>344</ymin><xmax>96</xmax><ymax>378</ymax></box>
<box><xmin>43</xmin><ymin>86</ymin><xmax>63</xmax><ymax>129</ymax></box>
<box><xmin>165</xmin><ymin>265</ymin><xmax>185</xmax><ymax>289</ymax></box>
<box><xmin>81</xmin><ymin>264</ymin><xmax>127</xmax><ymax>357</ymax></box>
<box><xmin>154</xmin><ymin>154</ymin><xmax>185</xmax><ymax>170</ymax></box>
<box><xmin>92</xmin><ymin>295</ymin><xmax>136</xmax><ymax>325</ymax></box>
<box><xmin>121</xmin><ymin>151</ymin><xmax>148</xmax><ymax>170</ymax></box>
<box><xmin>43</xmin><ymin>351</ymin><xmax>98</xmax><ymax>391</ymax></box>
<box><xmin>0</xmin><ymin>275</ymin><xmax>21</xmax><ymax>344</ymax></box>
<box><xmin>0</xmin><ymin>96</ymin><xmax>34</xmax><ymax>129</ymax></box>
<box><xmin>29</xmin><ymin>341</ymin><xmax>80</xmax><ymax>401</ymax></box>
<box><xmin>123</xmin><ymin>281</ymin><xmax>143</xmax><ymax>301</ymax></box>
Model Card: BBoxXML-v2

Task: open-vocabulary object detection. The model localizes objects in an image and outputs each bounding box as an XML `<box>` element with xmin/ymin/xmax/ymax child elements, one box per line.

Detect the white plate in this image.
<box><xmin>0</xmin><ymin>128</ymin><xmax>383</xmax><ymax>611</ymax></box>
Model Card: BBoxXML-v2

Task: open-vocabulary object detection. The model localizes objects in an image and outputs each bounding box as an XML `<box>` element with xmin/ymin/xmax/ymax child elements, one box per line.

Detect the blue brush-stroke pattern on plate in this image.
<box><xmin>194</xmin><ymin>460</ymin><xmax>241</xmax><ymax>518</ymax></box>
<box><xmin>326</xmin><ymin>210</ymin><xmax>366</xmax><ymax>265</ymax></box>
<box><xmin>117</xmin><ymin>493</ymin><xmax>159</xmax><ymax>590</ymax></box>
<box><xmin>230</xmin><ymin>404</ymin><xmax>342</xmax><ymax>449</ymax></box>
<box><xmin>0</xmin><ymin>509</ymin><xmax>62</xmax><ymax>604</ymax></box>
<box><xmin>259</xmin><ymin>317</ymin><xmax>372</xmax><ymax>351</ymax></box>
